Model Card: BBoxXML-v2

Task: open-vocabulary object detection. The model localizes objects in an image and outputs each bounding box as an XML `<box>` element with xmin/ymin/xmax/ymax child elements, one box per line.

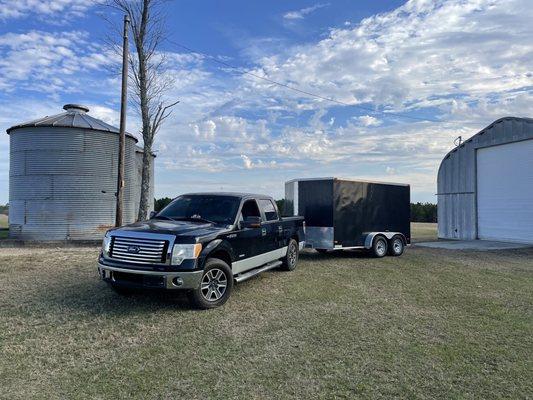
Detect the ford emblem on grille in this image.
<box><xmin>127</xmin><ymin>245</ymin><xmax>141</xmax><ymax>254</ymax></box>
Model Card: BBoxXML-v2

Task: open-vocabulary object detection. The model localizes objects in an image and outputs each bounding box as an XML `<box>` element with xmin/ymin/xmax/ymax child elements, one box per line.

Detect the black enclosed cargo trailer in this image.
<box><xmin>285</xmin><ymin>178</ymin><xmax>410</xmax><ymax>257</ymax></box>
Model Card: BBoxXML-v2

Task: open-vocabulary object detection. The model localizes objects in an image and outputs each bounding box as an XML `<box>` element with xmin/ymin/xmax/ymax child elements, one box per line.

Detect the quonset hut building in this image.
<box><xmin>437</xmin><ymin>117</ymin><xmax>533</xmax><ymax>244</ymax></box>
<box><xmin>7</xmin><ymin>104</ymin><xmax>154</xmax><ymax>241</ymax></box>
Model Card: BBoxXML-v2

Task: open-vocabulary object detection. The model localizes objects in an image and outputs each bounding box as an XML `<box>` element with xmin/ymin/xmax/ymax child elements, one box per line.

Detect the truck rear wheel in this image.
<box><xmin>372</xmin><ymin>236</ymin><xmax>388</xmax><ymax>258</ymax></box>
<box><xmin>388</xmin><ymin>236</ymin><xmax>404</xmax><ymax>256</ymax></box>
<box><xmin>188</xmin><ymin>258</ymin><xmax>233</xmax><ymax>309</ymax></box>
<box><xmin>281</xmin><ymin>239</ymin><xmax>299</xmax><ymax>271</ymax></box>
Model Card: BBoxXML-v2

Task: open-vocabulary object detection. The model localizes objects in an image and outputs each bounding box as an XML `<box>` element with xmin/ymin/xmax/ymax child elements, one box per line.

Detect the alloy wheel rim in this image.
<box><xmin>288</xmin><ymin>242</ymin><xmax>297</xmax><ymax>266</ymax></box>
<box><xmin>201</xmin><ymin>268</ymin><xmax>227</xmax><ymax>302</ymax></box>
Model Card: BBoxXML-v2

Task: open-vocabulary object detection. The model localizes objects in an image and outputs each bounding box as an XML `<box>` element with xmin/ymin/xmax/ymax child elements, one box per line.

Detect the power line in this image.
<box><xmin>167</xmin><ymin>38</ymin><xmax>466</xmax><ymax>125</ymax></box>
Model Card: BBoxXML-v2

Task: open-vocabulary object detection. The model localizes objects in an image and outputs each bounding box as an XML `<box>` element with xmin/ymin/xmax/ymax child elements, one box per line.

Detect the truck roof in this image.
<box><xmin>182</xmin><ymin>192</ymin><xmax>274</xmax><ymax>200</ymax></box>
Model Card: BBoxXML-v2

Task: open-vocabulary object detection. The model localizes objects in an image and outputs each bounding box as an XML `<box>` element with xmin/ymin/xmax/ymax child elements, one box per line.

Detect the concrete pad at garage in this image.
<box><xmin>415</xmin><ymin>240</ymin><xmax>532</xmax><ymax>251</ymax></box>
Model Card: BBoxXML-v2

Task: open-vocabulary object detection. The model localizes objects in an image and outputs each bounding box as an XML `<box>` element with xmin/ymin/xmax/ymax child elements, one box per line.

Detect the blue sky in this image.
<box><xmin>0</xmin><ymin>0</ymin><xmax>532</xmax><ymax>204</ymax></box>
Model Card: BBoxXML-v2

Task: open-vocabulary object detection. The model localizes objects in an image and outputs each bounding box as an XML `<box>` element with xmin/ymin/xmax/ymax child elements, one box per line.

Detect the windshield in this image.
<box><xmin>156</xmin><ymin>195</ymin><xmax>241</xmax><ymax>225</ymax></box>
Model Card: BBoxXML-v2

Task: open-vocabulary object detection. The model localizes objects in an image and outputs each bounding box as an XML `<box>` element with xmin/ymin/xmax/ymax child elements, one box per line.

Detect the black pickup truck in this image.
<box><xmin>98</xmin><ymin>193</ymin><xmax>305</xmax><ymax>308</ymax></box>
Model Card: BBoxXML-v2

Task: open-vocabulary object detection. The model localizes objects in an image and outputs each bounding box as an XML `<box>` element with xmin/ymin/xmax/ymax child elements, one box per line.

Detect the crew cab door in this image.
<box><xmin>258</xmin><ymin>199</ymin><xmax>284</xmax><ymax>254</ymax></box>
<box><xmin>229</xmin><ymin>199</ymin><xmax>264</xmax><ymax>274</ymax></box>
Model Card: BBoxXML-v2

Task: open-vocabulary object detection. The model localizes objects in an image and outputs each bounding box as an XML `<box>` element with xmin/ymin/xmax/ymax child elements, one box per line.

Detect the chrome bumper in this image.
<box><xmin>97</xmin><ymin>262</ymin><xmax>203</xmax><ymax>290</ymax></box>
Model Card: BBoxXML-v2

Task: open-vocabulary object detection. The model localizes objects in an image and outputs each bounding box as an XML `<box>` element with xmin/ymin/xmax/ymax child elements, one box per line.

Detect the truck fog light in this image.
<box><xmin>172</xmin><ymin>277</ymin><xmax>184</xmax><ymax>286</ymax></box>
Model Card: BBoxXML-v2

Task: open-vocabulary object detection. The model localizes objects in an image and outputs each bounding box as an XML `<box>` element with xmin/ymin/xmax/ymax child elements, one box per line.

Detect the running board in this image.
<box><xmin>234</xmin><ymin>260</ymin><xmax>282</xmax><ymax>283</ymax></box>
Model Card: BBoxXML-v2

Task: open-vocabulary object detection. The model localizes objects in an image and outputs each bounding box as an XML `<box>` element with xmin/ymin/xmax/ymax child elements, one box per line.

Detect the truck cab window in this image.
<box><xmin>259</xmin><ymin>199</ymin><xmax>279</xmax><ymax>221</ymax></box>
<box><xmin>240</xmin><ymin>200</ymin><xmax>261</xmax><ymax>220</ymax></box>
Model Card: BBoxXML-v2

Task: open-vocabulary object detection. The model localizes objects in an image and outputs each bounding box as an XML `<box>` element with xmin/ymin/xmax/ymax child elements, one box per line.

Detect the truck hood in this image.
<box><xmin>112</xmin><ymin>219</ymin><xmax>230</xmax><ymax>239</ymax></box>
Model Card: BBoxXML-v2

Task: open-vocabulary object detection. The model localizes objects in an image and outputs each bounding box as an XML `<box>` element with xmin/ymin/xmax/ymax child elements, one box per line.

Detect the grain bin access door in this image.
<box><xmin>477</xmin><ymin>140</ymin><xmax>533</xmax><ymax>244</ymax></box>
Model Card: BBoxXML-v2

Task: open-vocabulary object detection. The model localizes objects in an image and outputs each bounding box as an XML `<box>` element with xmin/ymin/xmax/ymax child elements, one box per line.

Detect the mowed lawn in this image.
<box><xmin>1</xmin><ymin>224</ymin><xmax>532</xmax><ymax>399</ymax></box>
<box><xmin>0</xmin><ymin>214</ymin><xmax>7</xmax><ymax>239</ymax></box>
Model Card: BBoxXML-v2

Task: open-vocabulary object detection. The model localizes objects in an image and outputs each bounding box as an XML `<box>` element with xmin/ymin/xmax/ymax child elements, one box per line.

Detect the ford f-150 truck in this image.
<box><xmin>98</xmin><ymin>193</ymin><xmax>305</xmax><ymax>308</ymax></box>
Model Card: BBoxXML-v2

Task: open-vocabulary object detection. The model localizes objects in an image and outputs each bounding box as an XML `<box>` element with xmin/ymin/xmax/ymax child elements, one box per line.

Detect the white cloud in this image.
<box><xmin>255</xmin><ymin>0</ymin><xmax>533</xmax><ymax>115</ymax></box>
<box><xmin>0</xmin><ymin>0</ymin><xmax>93</xmax><ymax>21</ymax></box>
<box><xmin>0</xmin><ymin>30</ymin><xmax>116</xmax><ymax>95</ymax></box>
<box><xmin>283</xmin><ymin>3</ymin><xmax>329</xmax><ymax>20</ymax></box>
<box><xmin>356</xmin><ymin>115</ymin><xmax>381</xmax><ymax>127</ymax></box>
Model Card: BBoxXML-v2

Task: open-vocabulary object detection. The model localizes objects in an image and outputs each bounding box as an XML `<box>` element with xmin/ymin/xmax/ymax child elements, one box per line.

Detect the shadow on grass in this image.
<box><xmin>30</xmin><ymin>273</ymin><xmax>199</xmax><ymax>317</ymax></box>
<box><xmin>300</xmin><ymin>249</ymin><xmax>373</xmax><ymax>261</ymax></box>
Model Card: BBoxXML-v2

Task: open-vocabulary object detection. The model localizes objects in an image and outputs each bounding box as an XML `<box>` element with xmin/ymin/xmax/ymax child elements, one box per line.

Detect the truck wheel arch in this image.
<box><xmin>200</xmin><ymin>239</ymin><xmax>233</xmax><ymax>268</ymax></box>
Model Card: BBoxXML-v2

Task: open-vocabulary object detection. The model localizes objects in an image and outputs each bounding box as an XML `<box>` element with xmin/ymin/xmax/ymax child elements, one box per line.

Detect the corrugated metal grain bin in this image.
<box><xmin>6</xmin><ymin>104</ymin><xmax>155</xmax><ymax>240</ymax></box>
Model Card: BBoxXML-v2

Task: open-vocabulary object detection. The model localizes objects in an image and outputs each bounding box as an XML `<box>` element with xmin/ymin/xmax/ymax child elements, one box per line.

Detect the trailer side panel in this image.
<box><xmin>333</xmin><ymin>180</ymin><xmax>410</xmax><ymax>246</ymax></box>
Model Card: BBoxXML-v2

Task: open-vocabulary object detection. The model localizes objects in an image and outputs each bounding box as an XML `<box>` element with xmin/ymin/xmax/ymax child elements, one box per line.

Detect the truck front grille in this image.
<box><xmin>110</xmin><ymin>236</ymin><xmax>168</xmax><ymax>264</ymax></box>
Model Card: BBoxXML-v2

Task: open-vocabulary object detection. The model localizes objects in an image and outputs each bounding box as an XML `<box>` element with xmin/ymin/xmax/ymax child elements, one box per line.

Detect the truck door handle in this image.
<box><xmin>261</xmin><ymin>228</ymin><xmax>266</xmax><ymax>236</ymax></box>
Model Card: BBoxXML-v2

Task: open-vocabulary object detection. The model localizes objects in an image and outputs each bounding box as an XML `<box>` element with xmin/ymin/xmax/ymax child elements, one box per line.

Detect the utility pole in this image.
<box><xmin>115</xmin><ymin>14</ymin><xmax>130</xmax><ymax>227</ymax></box>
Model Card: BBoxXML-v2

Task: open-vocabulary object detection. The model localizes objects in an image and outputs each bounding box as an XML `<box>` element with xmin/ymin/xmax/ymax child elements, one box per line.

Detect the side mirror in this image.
<box><xmin>149</xmin><ymin>211</ymin><xmax>157</xmax><ymax>219</ymax></box>
<box><xmin>242</xmin><ymin>216</ymin><xmax>262</xmax><ymax>229</ymax></box>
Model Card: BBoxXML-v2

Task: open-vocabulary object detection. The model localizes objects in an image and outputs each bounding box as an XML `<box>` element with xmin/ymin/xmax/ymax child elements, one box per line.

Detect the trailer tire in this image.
<box><xmin>372</xmin><ymin>236</ymin><xmax>388</xmax><ymax>258</ymax></box>
<box><xmin>187</xmin><ymin>258</ymin><xmax>233</xmax><ymax>309</ymax></box>
<box><xmin>388</xmin><ymin>236</ymin><xmax>404</xmax><ymax>256</ymax></box>
<box><xmin>281</xmin><ymin>239</ymin><xmax>299</xmax><ymax>271</ymax></box>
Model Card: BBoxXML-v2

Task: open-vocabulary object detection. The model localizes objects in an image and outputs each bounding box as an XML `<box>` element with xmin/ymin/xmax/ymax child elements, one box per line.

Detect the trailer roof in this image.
<box><xmin>285</xmin><ymin>177</ymin><xmax>410</xmax><ymax>187</ymax></box>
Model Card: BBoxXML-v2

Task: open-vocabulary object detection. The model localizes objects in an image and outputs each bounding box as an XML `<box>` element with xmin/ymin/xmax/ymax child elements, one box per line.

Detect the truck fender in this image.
<box><xmin>364</xmin><ymin>232</ymin><xmax>406</xmax><ymax>249</ymax></box>
<box><xmin>198</xmin><ymin>239</ymin><xmax>235</xmax><ymax>269</ymax></box>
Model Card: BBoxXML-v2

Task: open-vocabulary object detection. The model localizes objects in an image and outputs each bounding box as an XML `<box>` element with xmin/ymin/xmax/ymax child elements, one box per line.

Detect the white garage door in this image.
<box><xmin>477</xmin><ymin>139</ymin><xmax>533</xmax><ymax>244</ymax></box>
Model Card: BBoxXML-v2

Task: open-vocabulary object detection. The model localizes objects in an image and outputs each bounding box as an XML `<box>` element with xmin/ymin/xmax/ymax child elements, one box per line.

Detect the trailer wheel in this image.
<box><xmin>388</xmin><ymin>236</ymin><xmax>404</xmax><ymax>256</ymax></box>
<box><xmin>372</xmin><ymin>236</ymin><xmax>388</xmax><ymax>258</ymax></box>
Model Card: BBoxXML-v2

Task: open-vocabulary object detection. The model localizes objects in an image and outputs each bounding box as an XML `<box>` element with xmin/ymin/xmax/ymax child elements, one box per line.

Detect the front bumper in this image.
<box><xmin>97</xmin><ymin>262</ymin><xmax>203</xmax><ymax>290</ymax></box>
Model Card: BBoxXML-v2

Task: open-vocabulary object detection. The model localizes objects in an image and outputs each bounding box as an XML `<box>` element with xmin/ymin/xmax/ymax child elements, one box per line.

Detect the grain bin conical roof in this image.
<box><xmin>6</xmin><ymin>103</ymin><xmax>138</xmax><ymax>141</ymax></box>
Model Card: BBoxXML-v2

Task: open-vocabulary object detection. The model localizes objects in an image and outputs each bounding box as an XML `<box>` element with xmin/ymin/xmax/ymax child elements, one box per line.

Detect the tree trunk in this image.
<box><xmin>137</xmin><ymin>141</ymin><xmax>152</xmax><ymax>220</ymax></box>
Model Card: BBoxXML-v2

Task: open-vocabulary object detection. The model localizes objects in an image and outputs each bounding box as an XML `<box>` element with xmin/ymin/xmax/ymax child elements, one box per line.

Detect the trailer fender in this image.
<box><xmin>364</xmin><ymin>232</ymin><xmax>406</xmax><ymax>249</ymax></box>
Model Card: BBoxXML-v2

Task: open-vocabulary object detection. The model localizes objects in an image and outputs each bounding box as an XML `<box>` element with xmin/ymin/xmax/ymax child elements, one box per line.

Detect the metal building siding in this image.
<box><xmin>437</xmin><ymin>117</ymin><xmax>533</xmax><ymax>240</ymax></box>
<box><xmin>8</xmin><ymin>126</ymin><xmax>144</xmax><ymax>240</ymax></box>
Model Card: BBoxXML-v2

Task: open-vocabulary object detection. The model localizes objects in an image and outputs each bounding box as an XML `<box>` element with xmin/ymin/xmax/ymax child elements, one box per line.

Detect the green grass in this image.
<box><xmin>0</xmin><ymin>214</ymin><xmax>7</xmax><ymax>228</ymax></box>
<box><xmin>411</xmin><ymin>222</ymin><xmax>438</xmax><ymax>242</ymax></box>
<box><xmin>0</xmin><ymin>224</ymin><xmax>532</xmax><ymax>399</ymax></box>
<box><xmin>0</xmin><ymin>214</ymin><xmax>9</xmax><ymax>239</ymax></box>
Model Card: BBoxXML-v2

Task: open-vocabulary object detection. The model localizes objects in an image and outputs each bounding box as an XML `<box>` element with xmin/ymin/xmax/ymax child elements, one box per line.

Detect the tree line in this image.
<box><xmin>154</xmin><ymin>198</ymin><xmax>437</xmax><ymax>223</ymax></box>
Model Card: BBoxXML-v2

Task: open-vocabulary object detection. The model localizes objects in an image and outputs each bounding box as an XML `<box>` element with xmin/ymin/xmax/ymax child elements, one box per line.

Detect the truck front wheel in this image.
<box><xmin>188</xmin><ymin>258</ymin><xmax>233</xmax><ymax>309</ymax></box>
<box><xmin>372</xmin><ymin>236</ymin><xmax>388</xmax><ymax>258</ymax></box>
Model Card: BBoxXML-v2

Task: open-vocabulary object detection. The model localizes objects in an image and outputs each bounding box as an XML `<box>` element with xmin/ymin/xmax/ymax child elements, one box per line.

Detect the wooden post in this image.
<box><xmin>116</xmin><ymin>14</ymin><xmax>130</xmax><ymax>227</ymax></box>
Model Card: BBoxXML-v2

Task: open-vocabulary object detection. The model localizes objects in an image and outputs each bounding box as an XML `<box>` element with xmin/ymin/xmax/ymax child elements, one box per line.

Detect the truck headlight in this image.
<box><xmin>102</xmin><ymin>232</ymin><xmax>112</xmax><ymax>257</ymax></box>
<box><xmin>171</xmin><ymin>243</ymin><xmax>202</xmax><ymax>265</ymax></box>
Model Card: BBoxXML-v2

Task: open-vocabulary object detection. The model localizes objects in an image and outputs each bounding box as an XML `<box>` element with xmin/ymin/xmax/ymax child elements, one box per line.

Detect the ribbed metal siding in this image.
<box><xmin>8</xmin><ymin>127</ymin><xmax>153</xmax><ymax>240</ymax></box>
<box><xmin>437</xmin><ymin>117</ymin><xmax>533</xmax><ymax>240</ymax></box>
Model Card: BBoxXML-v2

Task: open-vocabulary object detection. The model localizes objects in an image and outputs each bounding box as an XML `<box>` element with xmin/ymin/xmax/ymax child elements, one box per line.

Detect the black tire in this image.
<box><xmin>109</xmin><ymin>283</ymin><xmax>136</xmax><ymax>296</ymax></box>
<box><xmin>316</xmin><ymin>249</ymin><xmax>329</xmax><ymax>254</ymax></box>
<box><xmin>281</xmin><ymin>239</ymin><xmax>299</xmax><ymax>271</ymax></box>
<box><xmin>372</xmin><ymin>236</ymin><xmax>388</xmax><ymax>258</ymax></box>
<box><xmin>388</xmin><ymin>236</ymin><xmax>405</xmax><ymax>256</ymax></box>
<box><xmin>187</xmin><ymin>258</ymin><xmax>233</xmax><ymax>309</ymax></box>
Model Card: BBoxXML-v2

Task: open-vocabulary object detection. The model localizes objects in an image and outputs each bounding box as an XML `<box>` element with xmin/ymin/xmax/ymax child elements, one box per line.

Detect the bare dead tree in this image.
<box><xmin>105</xmin><ymin>0</ymin><xmax>179</xmax><ymax>221</ymax></box>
